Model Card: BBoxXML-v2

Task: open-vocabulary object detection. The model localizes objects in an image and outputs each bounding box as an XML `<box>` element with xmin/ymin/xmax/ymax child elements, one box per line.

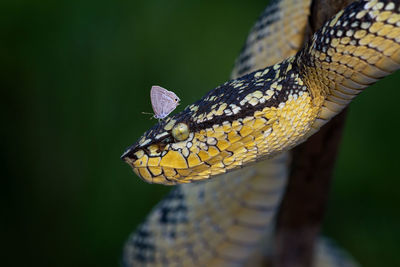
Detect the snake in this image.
<box><xmin>121</xmin><ymin>0</ymin><xmax>400</xmax><ymax>266</ymax></box>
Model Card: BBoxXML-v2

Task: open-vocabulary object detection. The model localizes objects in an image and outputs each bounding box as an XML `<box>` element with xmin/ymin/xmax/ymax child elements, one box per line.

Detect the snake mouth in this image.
<box><xmin>124</xmin><ymin>149</ymin><xmax>231</xmax><ymax>185</ymax></box>
<box><xmin>122</xmin><ymin>152</ymin><xmax>188</xmax><ymax>185</ymax></box>
<box><xmin>131</xmin><ymin>166</ymin><xmax>179</xmax><ymax>185</ymax></box>
<box><xmin>131</xmin><ymin>164</ymin><xmax>231</xmax><ymax>185</ymax></box>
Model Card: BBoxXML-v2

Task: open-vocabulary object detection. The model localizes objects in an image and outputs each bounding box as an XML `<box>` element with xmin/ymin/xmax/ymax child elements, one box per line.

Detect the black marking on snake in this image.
<box><xmin>184</xmin><ymin>61</ymin><xmax>306</xmax><ymax>133</ymax></box>
<box><xmin>198</xmin><ymin>189</ymin><xmax>205</xmax><ymax>202</ymax></box>
<box><xmin>158</xmin><ymin>187</ymin><xmax>188</xmax><ymax>224</ymax></box>
<box><xmin>248</xmin><ymin>0</ymin><xmax>281</xmax><ymax>43</ymax></box>
<box><xmin>159</xmin><ymin>204</ymin><xmax>188</xmax><ymax>224</ymax></box>
<box><xmin>235</xmin><ymin>0</ymin><xmax>281</xmax><ymax>76</ymax></box>
<box><xmin>237</xmin><ymin>65</ymin><xmax>252</xmax><ymax>76</ymax></box>
<box><xmin>237</xmin><ymin>53</ymin><xmax>251</xmax><ymax>65</ymax></box>
<box><xmin>126</xmin><ymin>226</ymin><xmax>156</xmax><ymax>264</ymax></box>
<box><xmin>122</xmin><ymin>149</ymin><xmax>138</xmax><ymax>161</ymax></box>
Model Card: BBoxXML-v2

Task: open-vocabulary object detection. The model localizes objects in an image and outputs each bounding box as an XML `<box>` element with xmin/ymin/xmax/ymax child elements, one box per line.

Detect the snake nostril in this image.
<box><xmin>158</xmin><ymin>143</ymin><xmax>167</xmax><ymax>152</ymax></box>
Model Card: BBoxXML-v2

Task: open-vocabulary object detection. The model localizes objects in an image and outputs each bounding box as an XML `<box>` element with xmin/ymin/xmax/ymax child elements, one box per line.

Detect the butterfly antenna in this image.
<box><xmin>141</xmin><ymin>112</ymin><xmax>155</xmax><ymax>120</ymax></box>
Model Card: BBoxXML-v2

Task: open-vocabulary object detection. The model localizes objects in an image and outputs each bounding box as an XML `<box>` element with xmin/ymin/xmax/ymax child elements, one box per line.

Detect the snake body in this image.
<box><xmin>122</xmin><ymin>0</ymin><xmax>400</xmax><ymax>266</ymax></box>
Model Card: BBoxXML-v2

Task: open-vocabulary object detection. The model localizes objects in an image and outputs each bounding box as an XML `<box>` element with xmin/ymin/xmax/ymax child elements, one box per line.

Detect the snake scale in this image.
<box><xmin>121</xmin><ymin>0</ymin><xmax>400</xmax><ymax>266</ymax></box>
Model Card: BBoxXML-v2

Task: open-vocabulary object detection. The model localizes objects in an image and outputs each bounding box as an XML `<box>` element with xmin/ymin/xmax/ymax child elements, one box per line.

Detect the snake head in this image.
<box><xmin>122</xmin><ymin>90</ymin><xmax>245</xmax><ymax>185</ymax></box>
<box><xmin>121</xmin><ymin>112</ymin><xmax>199</xmax><ymax>185</ymax></box>
<box><xmin>121</xmin><ymin>77</ymin><xmax>268</xmax><ymax>185</ymax></box>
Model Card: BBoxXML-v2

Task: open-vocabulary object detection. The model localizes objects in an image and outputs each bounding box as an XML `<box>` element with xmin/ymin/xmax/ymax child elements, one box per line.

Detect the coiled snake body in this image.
<box><xmin>122</xmin><ymin>0</ymin><xmax>400</xmax><ymax>266</ymax></box>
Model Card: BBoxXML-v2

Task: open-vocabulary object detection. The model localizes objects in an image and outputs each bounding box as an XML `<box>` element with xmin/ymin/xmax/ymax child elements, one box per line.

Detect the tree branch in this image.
<box><xmin>272</xmin><ymin>1</ymin><xmax>354</xmax><ymax>267</ymax></box>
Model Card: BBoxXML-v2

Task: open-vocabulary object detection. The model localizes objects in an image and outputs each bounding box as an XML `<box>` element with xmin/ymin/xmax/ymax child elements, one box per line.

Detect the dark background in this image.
<box><xmin>2</xmin><ymin>0</ymin><xmax>399</xmax><ymax>266</ymax></box>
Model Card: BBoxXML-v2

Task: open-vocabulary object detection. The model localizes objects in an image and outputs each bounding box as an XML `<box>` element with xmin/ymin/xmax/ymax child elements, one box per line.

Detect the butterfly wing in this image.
<box><xmin>150</xmin><ymin>86</ymin><xmax>165</xmax><ymax>118</ymax></box>
<box><xmin>150</xmin><ymin>85</ymin><xmax>180</xmax><ymax>119</ymax></box>
<box><xmin>159</xmin><ymin>94</ymin><xmax>178</xmax><ymax>118</ymax></box>
<box><xmin>164</xmin><ymin>90</ymin><xmax>180</xmax><ymax>103</ymax></box>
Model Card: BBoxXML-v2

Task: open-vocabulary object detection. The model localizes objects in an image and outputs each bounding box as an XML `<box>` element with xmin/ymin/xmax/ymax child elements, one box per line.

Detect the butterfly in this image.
<box><xmin>143</xmin><ymin>85</ymin><xmax>180</xmax><ymax>120</ymax></box>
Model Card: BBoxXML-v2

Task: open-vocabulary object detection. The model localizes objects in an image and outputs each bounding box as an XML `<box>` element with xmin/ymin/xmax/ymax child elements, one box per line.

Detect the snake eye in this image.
<box><xmin>171</xmin><ymin>123</ymin><xmax>189</xmax><ymax>141</ymax></box>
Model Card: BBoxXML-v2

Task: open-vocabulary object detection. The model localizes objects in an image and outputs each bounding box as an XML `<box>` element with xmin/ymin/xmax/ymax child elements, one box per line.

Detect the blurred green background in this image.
<box><xmin>2</xmin><ymin>0</ymin><xmax>400</xmax><ymax>266</ymax></box>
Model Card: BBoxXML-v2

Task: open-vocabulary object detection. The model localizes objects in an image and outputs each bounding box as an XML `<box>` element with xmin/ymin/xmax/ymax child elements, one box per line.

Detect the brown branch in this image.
<box><xmin>272</xmin><ymin>1</ymin><xmax>354</xmax><ymax>267</ymax></box>
<box><xmin>272</xmin><ymin>109</ymin><xmax>348</xmax><ymax>267</ymax></box>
